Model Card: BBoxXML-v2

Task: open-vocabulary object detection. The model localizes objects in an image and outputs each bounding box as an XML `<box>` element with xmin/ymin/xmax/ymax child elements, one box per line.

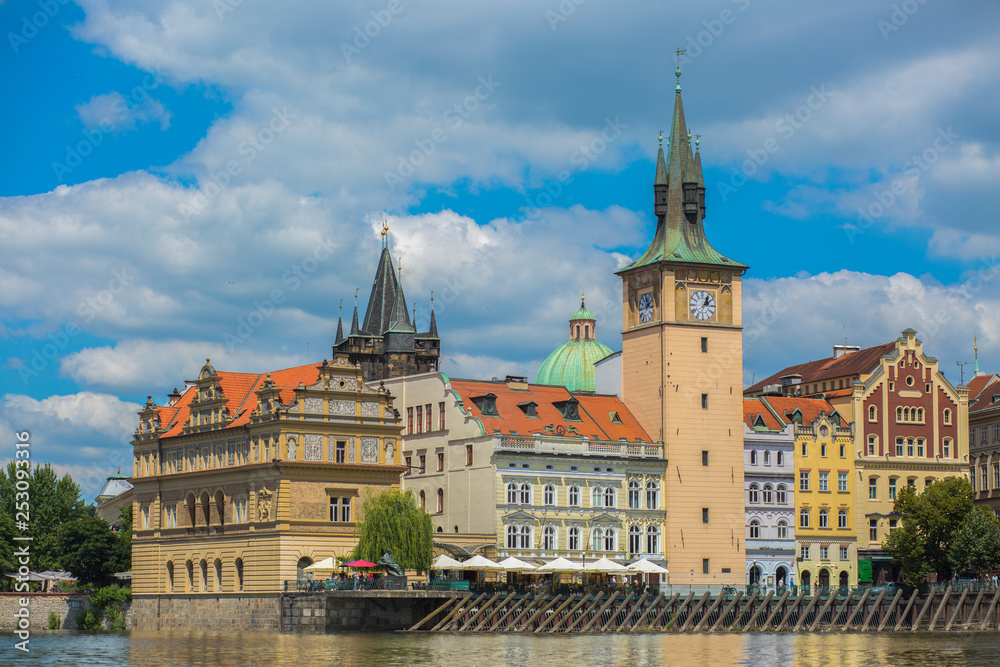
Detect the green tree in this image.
<box><xmin>883</xmin><ymin>477</ymin><xmax>975</xmax><ymax>586</ymax></box>
<box><xmin>111</xmin><ymin>504</ymin><xmax>133</xmax><ymax>574</ymax></box>
<box><xmin>352</xmin><ymin>488</ymin><xmax>432</xmax><ymax>572</ymax></box>
<box><xmin>948</xmin><ymin>505</ymin><xmax>1000</xmax><ymax>577</ymax></box>
<box><xmin>55</xmin><ymin>514</ymin><xmax>120</xmax><ymax>587</ymax></box>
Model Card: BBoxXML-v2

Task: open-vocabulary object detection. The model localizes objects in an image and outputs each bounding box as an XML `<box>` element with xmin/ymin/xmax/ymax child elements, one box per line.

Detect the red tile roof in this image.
<box><xmin>159</xmin><ymin>362</ymin><xmax>323</xmax><ymax>439</ymax></box>
<box><xmin>743</xmin><ymin>398</ymin><xmax>784</xmax><ymax>430</ymax></box>
<box><xmin>759</xmin><ymin>396</ymin><xmax>840</xmax><ymax>426</ymax></box>
<box><xmin>969</xmin><ymin>374</ymin><xmax>1000</xmax><ymax>412</ymax></box>
<box><xmin>449</xmin><ymin>379</ymin><xmax>652</xmax><ymax>443</ymax></box>
<box><xmin>746</xmin><ymin>342</ymin><xmax>897</xmax><ymax>395</ymax></box>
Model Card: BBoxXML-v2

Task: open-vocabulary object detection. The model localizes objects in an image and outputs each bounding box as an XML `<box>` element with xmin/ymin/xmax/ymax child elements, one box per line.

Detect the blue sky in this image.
<box><xmin>2</xmin><ymin>0</ymin><xmax>1000</xmax><ymax>498</ymax></box>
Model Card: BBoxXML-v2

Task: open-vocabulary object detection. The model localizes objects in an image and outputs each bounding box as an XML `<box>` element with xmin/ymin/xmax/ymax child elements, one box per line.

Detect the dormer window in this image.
<box><xmin>518</xmin><ymin>401</ymin><xmax>538</xmax><ymax>418</ymax></box>
<box><xmin>609</xmin><ymin>411</ymin><xmax>623</xmax><ymax>425</ymax></box>
<box><xmin>553</xmin><ymin>398</ymin><xmax>580</xmax><ymax>421</ymax></box>
<box><xmin>471</xmin><ymin>393</ymin><xmax>499</xmax><ymax>417</ymax></box>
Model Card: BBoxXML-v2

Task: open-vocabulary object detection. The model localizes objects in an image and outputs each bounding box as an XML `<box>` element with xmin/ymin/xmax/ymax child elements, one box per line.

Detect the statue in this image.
<box><xmin>257</xmin><ymin>488</ymin><xmax>273</xmax><ymax>521</ymax></box>
<box><xmin>377</xmin><ymin>551</ymin><xmax>404</xmax><ymax>577</ymax></box>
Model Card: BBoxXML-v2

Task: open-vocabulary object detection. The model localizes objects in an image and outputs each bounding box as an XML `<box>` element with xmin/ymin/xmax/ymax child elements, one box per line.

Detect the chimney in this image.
<box><xmin>832</xmin><ymin>345</ymin><xmax>861</xmax><ymax>359</ymax></box>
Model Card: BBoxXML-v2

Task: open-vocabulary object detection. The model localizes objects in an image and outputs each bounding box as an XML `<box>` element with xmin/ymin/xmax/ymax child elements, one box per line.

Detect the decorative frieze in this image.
<box><xmin>360</xmin><ymin>437</ymin><xmax>379</xmax><ymax>463</ymax></box>
<box><xmin>304</xmin><ymin>434</ymin><xmax>322</xmax><ymax>461</ymax></box>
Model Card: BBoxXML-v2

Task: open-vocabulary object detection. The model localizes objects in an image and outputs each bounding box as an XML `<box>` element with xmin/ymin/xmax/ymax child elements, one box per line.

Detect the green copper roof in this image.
<box><xmin>536</xmin><ymin>338</ymin><xmax>613</xmax><ymax>393</ymax></box>
<box><xmin>570</xmin><ymin>306</ymin><xmax>595</xmax><ymax>321</ymax></box>
<box><xmin>618</xmin><ymin>87</ymin><xmax>747</xmax><ymax>274</ymax></box>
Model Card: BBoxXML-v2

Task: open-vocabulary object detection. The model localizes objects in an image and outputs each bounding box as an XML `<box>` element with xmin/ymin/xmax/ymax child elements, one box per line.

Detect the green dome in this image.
<box><xmin>570</xmin><ymin>306</ymin><xmax>595</xmax><ymax>321</ymax></box>
<box><xmin>536</xmin><ymin>338</ymin><xmax>613</xmax><ymax>392</ymax></box>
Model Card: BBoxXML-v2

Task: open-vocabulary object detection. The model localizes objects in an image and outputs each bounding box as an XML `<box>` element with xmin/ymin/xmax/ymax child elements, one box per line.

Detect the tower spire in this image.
<box><xmin>335</xmin><ymin>298</ymin><xmax>345</xmax><ymax>345</ymax></box>
<box><xmin>975</xmin><ymin>336</ymin><xmax>982</xmax><ymax>375</ymax></box>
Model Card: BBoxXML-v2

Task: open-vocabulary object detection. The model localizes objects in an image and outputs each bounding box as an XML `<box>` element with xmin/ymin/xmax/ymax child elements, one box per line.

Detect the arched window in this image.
<box><xmin>604</xmin><ymin>528</ymin><xmax>616</xmax><ymax>551</ymax></box>
<box><xmin>186</xmin><ymin>560</ymin><xmax>194</xmax><ymax>592</ymax></box>
<box><xmin>186</xmin><ymin>493</ymin><xmax>197</xmax><ymax>527</ymax></box>
<box><xmin>575</xmin><ymin>325</ymin><xmax>580</xmax><ymax>338</ymax></box>
<box><xmin>519</xmin><ymin>525</ymin><xmax>531</xmax><ymax>549</ymax></box>
<box><xmin>777</xmin><ymin>451</ymin><xmax>784</xmax><ymax>466</ymax></box>
<box><xmin>568</xmin><ymin>485</ymin><xmax>580</xmax><ymax>506</ymax></box>
<box><xmin>819</xmin><ymin>509</ymin><xmax>828</xmax><ymax>528</ymax></box>
<box><xmin>776</xmin><ymin>485</ymin><xmax>787</xmax><ymax>504</ymax></box>
<box><xmin>628</xmin><ymin>524</ymin><xmax>641</xmax><ymax>554</ymax></box>
<box><xmin>584</xmin><ymin>325</ymin><xmax>590</xmax><ymax>339</ymax></box>
<box><xmin>214</xmin><ymin>558</ymin><xmax>222</xmax><ymax>592</ymax></box>
<box><xmin>838</xmin><ymin>508</ymin><xmax>848</xmax><ymax>528</ymax></box>
<box><xmin>506</xmin><ymin>483</ymin><xmax>518</xmax><ymax>504</ymax></box>
<box><xmin>646</xmin><ymin>480</ymin><xmax>659</xmax><ymax>509</ymax></box>
<box><xmin>592</xmin><ymin>527</ymin><xmax>604</xmax><ymax>551</ymax></box>
<box><xmin>917</xmin><ymin>408</ymin><xmax>924</xmax><ymax>422</ymax></box>
<box><xmin>544</xmin><ymin>484</ymin><xmax>555</xmax><ymax>506</ymax></box>
<box><xmin>200</xmin><ymin>559</ymin><xmax>208</xmax><ymax>591</ymax></box>
<box><xmin>763</xmin><ymin>450</ymin><xmax>770</xmax><ymax>465</ymax></box>
<box><xmin>215</xmin><ymin>490</ymin><xmax>226</xmax><ymax>526</ymax></box>
<box><xmin>943</xmin><ymin>408</ymin><xmax>952</xmax><ymax>425</ymax></box>
<box><xmin>896</xmin><ymin>407</ymin><xmax>903</xmax><ymax>421</ymax></box>
<box><xmin>777</xmin><ymin>521</ymin><xmax>787</xmax><ymax>539</ymax></box>
<box><xmin>750</xmin><ymin>450</ymin><xmax>757</xmax><ymax>465</ymax></box>
<box><xmin>867</xmin><ymin>435</ymin><xmax>877</xmax><ymax>456</ymax></box>
<box><xmin>800</xmin><ymin>508</ymin><xmax>810</xmax><ymax>528</ymax></box>
<box><xmin>604</xmin><ymin>486</ymin><xmax>616</xmax><ymax>508</ymax></box>
<box><xmin>646</xmin><ymin>525</ymin><xmax>659</xmax><ymax>554</ymax></box>
<box><xmin>628</xmin><ymin>480</ymin><xmax>641</xmax><ymax>509</ymax></box>
<box><xmin>569</xmin><ymin>526</ymin><xmax>580</xmax><ymax>550</ymax></box>
<box><xmin>519</xmin><ymin>483</ymin><xmax>531</xmax><ymax>505</ymax></box>
<box><xmin>868</xmin><ymin>405</ymin><xmax>877</xmax><ymax>421</ymax></box>
<box><xmin>749</xmin><ymin>520</ymin><xmax>760</xmax><ymax>538</ymax></box>
<box><xmin>166</xmin><ymin>561</ymin><xmax>175</xmax><ymax>593</ymax></box>
<box><xmin>592</xmin><ymin>486</ymin><xmax>603</xmax><ymax>507</ymax></box>
<box><xmin>436</xmin><ymin>488</ymin><xmax>444</xmax><ymax>513</ymax></box>
<box><xmin>506</xmin><ymin>525</ymin><xmax>518</xmax><ymax>548</ymax></box>
<box><xmin>543</xmin><ymin>526</ymin><xmax>556</xmax><ymax>550</ymax></box>
<box><xmin>748</xmin><ymin>483</ymin><xmax>759</xmax><ymax>503</ymax></box>
<box><xmin>419</xmin><ymin>490</ymin><xmax>426</xmax><ymax>509</ymax></box>
<box><xmin>762</xmin><ymin>484</ymin><xmax>773</xmax><ymax>504</ymax></box>
<box><xmin>235</xmin><ymin>558</ymin><xmax>244</xmax><ymax>592</ymax></box>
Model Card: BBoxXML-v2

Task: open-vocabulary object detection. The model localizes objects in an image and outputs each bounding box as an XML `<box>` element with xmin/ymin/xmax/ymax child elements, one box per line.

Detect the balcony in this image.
<box><xmin>493</xmin><ymin>435</ymin><xmax>663</xmax><ymax>459</ymax></box>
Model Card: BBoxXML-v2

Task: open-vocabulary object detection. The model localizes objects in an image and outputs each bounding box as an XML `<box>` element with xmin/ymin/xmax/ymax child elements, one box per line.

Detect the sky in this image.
<box><xmin>2</xmin><ymin>0</ymin><xmax>1000</xmax><ymax>500</ymax></box>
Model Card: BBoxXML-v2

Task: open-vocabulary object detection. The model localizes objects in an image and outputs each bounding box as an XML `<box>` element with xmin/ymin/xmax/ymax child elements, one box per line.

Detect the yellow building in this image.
<box><xmin>616</xmin><ymin>71</ymin><xmax>747</xmax><ymax>584</ymax></box>
<box><xmin>129</xmin><ymin>357</ymin><xmax>404</xmax><ymax>609</ymax></box>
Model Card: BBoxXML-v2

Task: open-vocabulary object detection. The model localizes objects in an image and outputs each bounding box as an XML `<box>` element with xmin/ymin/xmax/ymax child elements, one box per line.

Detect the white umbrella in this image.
<box><xmin>432</xmin><ymin>554</ymin><xmax>464</xmax><ymax>570</ymax></box>
<box><xmin>584</xmin><ymin>557</ymin><xmax>626</xmax><ymax>573</ymax></box>
<box><xmin>626</xmin><ymin>559</ymin><xmax>669</xmax><ymax>575</ymax></box>
<box><xmin>304</xmin><ymin>557</ymin><xmax>339</xmax><ymax>572</ymax></box>
<box><xmin>461</xmin><ymin>554</ymin><xmax>503</xmax><ymax>570</ymax></box>
<box><xmin>535</xmin><ymin>557</ymin><xmax>583</xmax><ymax>573</ymax></box>
<box><xmin>498</xmin><ymin>556</ymin><xmax>536</xmax><ymax>572</ymax></box>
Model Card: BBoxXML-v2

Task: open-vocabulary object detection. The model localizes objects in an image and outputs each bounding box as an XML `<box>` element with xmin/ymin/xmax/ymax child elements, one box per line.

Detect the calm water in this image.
<box><xmin>5</xmin><ymin>631</ymin><xmax>1000</xmax><ymax>666</ymax></box>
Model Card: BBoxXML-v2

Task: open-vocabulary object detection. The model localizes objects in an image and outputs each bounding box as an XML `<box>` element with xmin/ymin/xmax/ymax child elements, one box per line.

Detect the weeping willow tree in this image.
<box><xmin>352</xmin><ymin>488</ymin><xmax>432</xmax><ymax>572</ymax></box>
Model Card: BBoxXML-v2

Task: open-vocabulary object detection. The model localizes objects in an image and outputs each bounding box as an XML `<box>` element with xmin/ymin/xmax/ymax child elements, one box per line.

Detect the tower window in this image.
<box><xmin>584</xmin><ymin>325</ymin><xmax>590</xmax><ymax>339</ymax></box>
<box><xmin>701</xmin><ymin>337</ymin><xmax>708</xmax><ymax>353</ymax></box>
<box><xmin>702</xmin><ymin>450</ymin><xmax>709</xmax><ymax>466</ymax></box>
<box><xmin>701</xmin><ymin>394</ymin><xmax>708</xmax><ymax>409</ymax></box>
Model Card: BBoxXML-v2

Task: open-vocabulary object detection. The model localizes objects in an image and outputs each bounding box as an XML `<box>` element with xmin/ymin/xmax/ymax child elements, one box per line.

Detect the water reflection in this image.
<box><xmin>5</xmin><ymin>631</ymin><xmax>1000</xmax><ymax>666</ymax></box>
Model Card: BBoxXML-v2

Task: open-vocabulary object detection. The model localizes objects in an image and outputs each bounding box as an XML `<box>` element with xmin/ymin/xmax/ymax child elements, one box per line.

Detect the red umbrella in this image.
<box><xmin>343</xmin><ymin>560</ymin><xmax>377</xmax><ymax>568</ymax></box>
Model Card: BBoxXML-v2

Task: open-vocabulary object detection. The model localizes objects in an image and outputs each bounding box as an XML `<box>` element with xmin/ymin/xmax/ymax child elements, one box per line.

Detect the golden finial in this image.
<box><xmin>581</xmin><ymin>289</ymin><xmax>585</xmax><ymax>308</ymax></box>
<box><xmin>430</xmin><ymin>290</ymin><xmax>435</xmax><ymax>310</ymax></box>
<box><xmin>381</xmin><ymin>220</ymin><xmax>388</xmax><ymax>237</ymax></box>
<box><xmin>658</xmin><ymin>130</ymin><xmax>663</xmax><ymax>147</ymax></box>
<box><xmin>695</xmin><ymin>133</ymin><xmax>701</xmax><ymax>148</ymax></box>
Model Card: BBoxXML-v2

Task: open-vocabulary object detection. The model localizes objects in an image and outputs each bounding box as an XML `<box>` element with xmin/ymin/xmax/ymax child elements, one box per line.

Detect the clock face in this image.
<box><xmin>638</xmin><ymin>293</ymin><xmax>654</xmax><ymax>323</ymax></box>
<box><xmin>689</xmin><ymin>290</ymin><xmax>716</xmax><ymax>320</ymax></box>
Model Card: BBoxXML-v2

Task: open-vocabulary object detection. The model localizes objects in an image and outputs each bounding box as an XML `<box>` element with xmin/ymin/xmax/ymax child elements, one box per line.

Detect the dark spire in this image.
<box><xmin>350</xmin><ymin>288</ymin><xmax>361</xmax><ymax>336</ymax></box>
<box><xmin>654</xmin><ymin>131</ymin><xmax>668</xmax><ymax>216</ymax></box>
<box><xmin>428</xmin><ymin>293</ymin><xmax>439</xmax><ymax>338</ymax></box>
<box><xmin>693</xmin><ymin>134</ymin><xmax>706</xmax><ymax>219</ymax></box>
<box><xmin>335</xmin><ymin>316</ymin><xmax>345</xmax><ymax>345</ymax></box>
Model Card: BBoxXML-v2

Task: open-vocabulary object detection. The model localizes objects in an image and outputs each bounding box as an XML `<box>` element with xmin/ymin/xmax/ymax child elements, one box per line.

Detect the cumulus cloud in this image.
<box><xmin>76</xmin><ymin>91</ymin><xmax>172</xmax><ymax>132</ymax></box>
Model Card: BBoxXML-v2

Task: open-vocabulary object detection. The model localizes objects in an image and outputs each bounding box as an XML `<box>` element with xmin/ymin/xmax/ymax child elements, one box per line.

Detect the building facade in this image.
<box><xmin>968</xmin><ymin>371</ymin><xmax>1000</xmax><ymax>518</ymax></box>
<box><xmin>382</xmin><ymin>373</ymin><xmax>666</xmax><ymax>567</ymax></box>
<box><xmin>616</xmin><ymin>72</ymin><xmax>748</xmax><ymax>585</ymax></box>
<box><xmin>129</xmin><ymin>357</ymin><xmax>405</xmax><ymax>599</ymax></box>
<box><xmin>742</xmin><ymin>400</ymin><xmax>795</xmax><ymax>589</ymax></box>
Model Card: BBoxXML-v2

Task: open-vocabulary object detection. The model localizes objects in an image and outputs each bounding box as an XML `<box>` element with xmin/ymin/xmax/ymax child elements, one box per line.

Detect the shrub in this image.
<box><xmin>45</xmin><ymin>611</ymin><xmax>61</xmax><ymax>629</ymax></box>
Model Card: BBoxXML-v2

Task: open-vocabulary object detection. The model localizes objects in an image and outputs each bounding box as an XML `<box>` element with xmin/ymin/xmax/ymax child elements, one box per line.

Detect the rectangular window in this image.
<box><xmin>407</xmin><ymin>407</ymin><xmax>414</xmax><ymax>435</ymax></box>
<box><xmin>701</xmin><ymin>337</ymin><xmax>708</xmax><ymax>353</ymax></box>
<box><xmin>895</xmin><ymin>438</ymin><xmax>904</xmax><ymax>457</ymax></box>
<box><xmin>802</xmin><ymin>442</ymin><xmax>807</xmax><ymax>457</ymax></box>
<box><xmin>702</xmin><ymin>508</ymin><xmax>709</xmax><ymax>524</ymax></box>
<box><xmin>838</xmin><ymin>510</ymin><xmax>847</xmax><ymax>528</ymax></box>
<box><xmin>437</xmin><ymin>451</ymin><xmax>444</xmax><ymax>472</ymax></box>
<box><xmin>416</xmin><ymin>406</ymin><xmax>423</xmax><ymax>434</ymax></box>
<box><xmin>800</xmin><ymin>471</ymin><xmax>810</xmax><ymax>491</ymax></box>
<box><xmin>819</xmin><ymin>472</ymin><xmax>828</xmax><ymax>492</ymax></box>
<box><xmin>982</xmin><ymin>426</ymin><xmax>988</xmax><ymax>442</ymax></box>
<box><xmin>820</xmin><ymin>545</ymin><xmax>829</xmax><ymax>560</ymax></box>
<box><xmin>466</xmin><ymin>444</ymin><xmax>473</xmax><ymax>466</ymax></box>
<box><xmin>702</xmin><ymin>558</ymin><xmax>710</xmax><ymax>575</ymax></box>
<box><xmin>983</xmin><ymin>465</ymin><xmax>989</xmax><ymax>490</ymax></box>
<box><xmin>889</xmin><ymin>519</ymin><xmax>897</xmax><ymax>533</ymax></box>
<box><xmin>701</xmin><ymin>394</ymin><xmax>708</xmax><ymax>410</ymax></box>
<box><xmin>869</xmin><ymin>477</ymin><xmax>877</xmax><ymax>499</ymax></box>
<box><xmin>330</xmin><ymin>497</ymin><xmax>339</xmax><ymax>522</ymax></box>
<box><xmin>419</xmin><ymin>454</ymin><xmax>426</xmax><ymax>472</ymax></box>
<box><xmin>800</xmin><ymin>545</ymin><xmax>810</xmax><ymax>560</ymax></box>
<box><xmin>425</xmin><ymin>404</ymin><xmax>432</xmax><ymax>432</ymax></box>
<box><xmin>889</xmin><ymin>478</ymin><xmax>897</xmax><ymax>500</ymax></box>
<box><xmin>336</xmin><ymin>441</ymin><xmax>346</xmax><ymax>464</ymax></box>
<box><xmin>870</xmin><ymin>519</ymin><xmax>878</xmax><ymax>542</ymax></box>
<box><xmin>405</xmin><ymin>455</ymin><xmax>412</xmax><ymax>473</ymax></box>
<box><xmin>439</xmin><ymin>402</ymin><xmax>446</xmax><ymax>430</ymax></box>
<box><xmin>943</xmin><ymin>439</ymin><xmax>951</xmax><ymax>458</ymax></box>
<box><xmin>821</xmin><ymin>443</ymin><xmax>827</xmax><ymax>458</ymax></box>
<box><xmin>341</xmin><ymin>497</ymin><xmax>351</xmax><ymax>522</ymax></box>
<box><xmin>994</xmin><ymin>463</ymin><xmax>999</xmax><ymax>490</ymax></box>
<box><xmin>142</xmin><ymin>505</ymin><xmax>150</xmax><ymax>530</ymax></box>
<box><xmin>916</xmin><ymin>439</ymin><xmax>924</xmax><ymax>457</ymax></box>
<box><xmin>995</xmin><ymin>423</ymin><xmax>1000</xmax><ymax>440</ymax></box>
<box><xmin>702</xmin><ymin>450</ymin><xmax>709</xmax><ymax>466</ymax></box>
<box><xmin>840</xmin><ymin>444</ymin><xmax>846</xmax><ymax>458</ymax></box>
<box><xmin>840</xmin><ymin>546</ymin><xmax>848</xmax><ymax>560</ymax></box>
<box><xmin>838</xmin><ymin>472</ymin><xmax>848</xmax><ymax>492</ymax></box>
<box><xmin>907</xmin><ymin>439</ymin><xmax>914</xmax><ymax>457</ymax></box>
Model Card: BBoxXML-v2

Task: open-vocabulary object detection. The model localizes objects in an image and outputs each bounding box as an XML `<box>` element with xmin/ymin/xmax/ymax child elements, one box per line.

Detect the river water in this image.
<box><xmin>5</xmin><ymin>631</ymin><xmax>1000</xmax><ymax>666</ymax></box>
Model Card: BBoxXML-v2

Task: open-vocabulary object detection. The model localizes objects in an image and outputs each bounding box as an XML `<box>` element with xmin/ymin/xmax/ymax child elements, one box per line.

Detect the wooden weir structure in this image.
<box><xmin>406</xmin><ymin>586</ymin><xmax>1000</xmax><ymax>633</ymax></box>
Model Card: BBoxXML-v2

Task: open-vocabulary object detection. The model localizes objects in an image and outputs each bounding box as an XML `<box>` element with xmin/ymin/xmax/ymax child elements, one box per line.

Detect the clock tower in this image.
<box><xmin>617</xmin><ymin>69</ymin><xmax>748</xmax><ymax>585</ymax></box>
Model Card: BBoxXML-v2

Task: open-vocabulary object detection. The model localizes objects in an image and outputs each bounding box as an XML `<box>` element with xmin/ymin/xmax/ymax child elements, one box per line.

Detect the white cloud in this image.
<box><xmin>76</xmin><ymin>91</ymin><xmax>172</xmax><ymax>132</ymax></box>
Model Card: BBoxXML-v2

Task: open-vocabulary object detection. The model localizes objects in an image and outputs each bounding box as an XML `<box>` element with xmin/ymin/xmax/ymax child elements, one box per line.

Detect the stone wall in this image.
<box><xmin>130</xmin><ymin>593</ymin><xmax>281</xmax><ymax>631</ymax></box>
<box><xmin>0</xmin><ymin>593</ymin><xmax>91</xmax><ymax>630</ymax></box>
<box><xmin>281</xmin><ymin>591</ymin><xmax>458</xmax><ymax>633</ymax></box>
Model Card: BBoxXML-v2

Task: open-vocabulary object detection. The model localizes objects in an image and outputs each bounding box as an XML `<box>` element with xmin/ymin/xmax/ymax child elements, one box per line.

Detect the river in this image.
<box><xmin>5</xmin><ymin>630</ymin><xmax>1000</xmax><ymax>666</ymax></box>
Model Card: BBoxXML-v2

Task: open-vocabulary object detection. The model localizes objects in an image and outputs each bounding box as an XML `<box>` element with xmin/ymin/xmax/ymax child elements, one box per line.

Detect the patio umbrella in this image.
<box><xmin>498</xmin><ymin>556</ymin><xmax>536</xmax><ymax>572</ymax></box>
<box><xmin>535</xmin><ymin>557</ymin><xmax>583</xmax><ymax>573</ymax></box>
<box><xmin>304</xmin><ymin>557</ymin><xmax>339</xmax><ymax>572</ymax></box>
<box><xmin>460</xmin><ymin>555</ymin><xmax>503</xmax><ymax>570</ymax></box>
<box><xmin>432</xmin><ymin>554</ymin><xmax>464</xmax><ymax>570</ymax></box>
<box><xmin>625</xmin><ymin>560</ymin><xmax>669</xmax><ymax>575</ymax></box>
<box><xmin>343</xmin><ymin>559</ymin><xmax>377</xmax><ymax>568</ymax></box>
<box><xmin>583</xmin><ymin>557</ymin><xmax>626</xmax><ymax>573</ymax></box>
